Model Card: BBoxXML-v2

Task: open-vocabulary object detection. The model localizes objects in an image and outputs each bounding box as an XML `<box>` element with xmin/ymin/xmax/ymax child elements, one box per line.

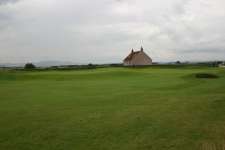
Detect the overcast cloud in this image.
<box><xmin>0</xmin><ymin>0</ymin><xmax>225</xmax><ymax>64</ymax></box>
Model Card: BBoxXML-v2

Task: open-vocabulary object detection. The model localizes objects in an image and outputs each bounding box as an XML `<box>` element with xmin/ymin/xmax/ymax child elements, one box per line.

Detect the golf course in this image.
<box><xmin>0</xmin><ymin>66</ymin><xmax>225</xmax><ymax>150</ymax></box>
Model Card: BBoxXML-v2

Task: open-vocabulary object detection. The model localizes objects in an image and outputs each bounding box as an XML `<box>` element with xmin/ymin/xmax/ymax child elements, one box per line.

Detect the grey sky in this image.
<box><xmin>0</xmin><ymin>0</ymin><xmax>225</xmax><ymax>63</ymax></box>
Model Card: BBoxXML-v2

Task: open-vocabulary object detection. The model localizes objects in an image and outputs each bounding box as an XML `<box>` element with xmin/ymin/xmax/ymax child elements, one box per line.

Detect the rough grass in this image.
<box><xmin>0</xmin><ymin>67</ymin><xmax>225</xmax><ymax>150</ymax></box>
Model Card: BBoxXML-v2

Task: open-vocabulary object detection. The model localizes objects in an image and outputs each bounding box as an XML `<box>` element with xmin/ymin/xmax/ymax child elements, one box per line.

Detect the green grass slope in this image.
<box><xmin>0</xmin><ymin>67</ymin><xmax>225</xmax><ymax>150</ymax></box>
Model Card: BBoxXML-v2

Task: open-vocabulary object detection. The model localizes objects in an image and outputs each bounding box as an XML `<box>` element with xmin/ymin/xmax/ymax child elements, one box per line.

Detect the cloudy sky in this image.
<box><xmin>0</xmin><ymin>0</ymin><xmax>225</xmax><ymax>64</ymax></box>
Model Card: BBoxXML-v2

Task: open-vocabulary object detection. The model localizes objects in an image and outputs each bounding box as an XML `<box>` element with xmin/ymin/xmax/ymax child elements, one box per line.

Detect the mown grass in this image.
<box><xmin>0</xmin><ymin>67</ymin><xmax>225</xmax><ymax>150</ymax></box>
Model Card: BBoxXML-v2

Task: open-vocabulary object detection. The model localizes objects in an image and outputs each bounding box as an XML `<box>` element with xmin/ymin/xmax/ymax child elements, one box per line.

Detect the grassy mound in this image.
<box><xmin>195</xmin><ymin>73</ymin><xmax>219</xmax><ymax>79</ymax></box>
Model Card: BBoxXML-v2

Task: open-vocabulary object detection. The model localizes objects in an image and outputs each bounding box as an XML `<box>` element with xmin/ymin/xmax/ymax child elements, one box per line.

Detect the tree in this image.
<box><xmin>24</xmin><ymin>63</ymin><xmax>36</xmax><ymax>69</ymax></box>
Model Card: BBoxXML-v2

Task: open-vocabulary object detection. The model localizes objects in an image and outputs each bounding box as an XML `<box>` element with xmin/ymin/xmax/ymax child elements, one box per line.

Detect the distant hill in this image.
<box><xmin>34</xmin><ymin>61</ymin><xmax>76</xmax><ymax>67</ymax></box>
<box><xmin>0</xmin><ymin>61</ymin><xmax>76</xmax><ymax>68</ymax></box>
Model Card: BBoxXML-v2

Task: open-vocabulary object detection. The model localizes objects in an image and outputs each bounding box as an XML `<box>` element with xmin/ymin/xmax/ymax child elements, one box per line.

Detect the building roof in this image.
<box><xmin>123</xmin><ymin>47</ymin><xmax>152</xmax><ymax>66</ymax></box>
<box><xmin>123</xmin><ymin>50</ymin><xmax>141</xmax><ymax>62</ymax></box>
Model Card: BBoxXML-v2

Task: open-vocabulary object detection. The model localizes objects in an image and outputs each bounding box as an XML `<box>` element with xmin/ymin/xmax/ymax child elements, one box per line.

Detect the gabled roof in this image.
<box><xmin>124</xmin><ymin>51</ymin><xmax>140</xmax><ymax>62</ymax></box>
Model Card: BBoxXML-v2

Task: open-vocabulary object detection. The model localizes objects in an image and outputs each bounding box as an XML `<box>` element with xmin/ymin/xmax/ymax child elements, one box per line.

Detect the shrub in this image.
<box><xmin>87</xmin><ymin>63</ymin><xmax>96</xmax><ymax>69</ymax></box>
<box><xmin>24</xmin><ymin>63</ymin><xmax>36</xmax><ymax>69</ymax></box>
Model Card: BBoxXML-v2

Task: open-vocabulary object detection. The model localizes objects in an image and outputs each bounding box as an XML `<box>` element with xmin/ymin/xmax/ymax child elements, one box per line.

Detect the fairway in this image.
<box><xmin>0</xmin><ymin>67</ymin><xmax>225</xmax><ymax>150</ymax></box>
